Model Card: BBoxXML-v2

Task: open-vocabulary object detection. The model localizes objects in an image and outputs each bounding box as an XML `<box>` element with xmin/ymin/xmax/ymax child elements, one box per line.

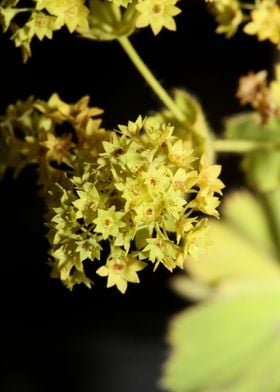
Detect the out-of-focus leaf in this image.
<box><xmin>242</xmin><ymin>149</ymin><xmax>280</xmax><ymax>191</ymax></box>
<box><xmin>170</xmin><ymin>276</ymin><xmax>214</xmax><ymax>302</ymax></box>
<box><xmin>222</xmin><ymin>190</ymin><xmax>275</xmax><ymax>256</ymax></box>
<box><xmin>185</xmin><ymin>220</ymin><xmax>280</xmax><ymax>286</ymax></box>
<box><xmin>162</xmin><ymin>283</ymin><xmax>280</xmax><ymax>392</ymax></box>
<box><xmin>225</xmin><ymin>112</ymin><xmax>280</xmax><ymax>142</ymax></box>
<box><xmin>224</xmin><ymin>113</ymin><xmax>280</xmax><ymax>191</ymax></box>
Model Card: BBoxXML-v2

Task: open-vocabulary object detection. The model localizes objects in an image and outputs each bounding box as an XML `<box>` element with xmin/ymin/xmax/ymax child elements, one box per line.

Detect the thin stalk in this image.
<box><xmin>213</xmin><ymin>139</ymin><xmax>280</xmax><ymax>153</ymax></box>
<box><xmin>118</xmin><ymin>36</ymin><xmax>186</xmax><ymax>122</ymax></box>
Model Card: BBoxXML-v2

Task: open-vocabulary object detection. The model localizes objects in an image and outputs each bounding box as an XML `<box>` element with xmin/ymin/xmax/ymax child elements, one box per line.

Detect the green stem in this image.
<box><xmin>118</xmin><ymin>36</ymin><xmax>186</xmax><ymax>122</ymax></box>
<box><xmin>213</xmin><ymin>139</ymin><xmax>280</xmax><ymax>153</ymax></box>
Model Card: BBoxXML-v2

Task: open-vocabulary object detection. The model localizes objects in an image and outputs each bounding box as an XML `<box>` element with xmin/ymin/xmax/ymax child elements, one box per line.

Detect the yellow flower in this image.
<box><xmin>190</xmin><ymin>187</ymin><xmax>221</xmax><ymax>218</ymax></box>
<box><xmin>183</xmin><ymin>219</ymin><xmax>210</xmax><ymax>260</ymax></box>
<box><xmin>136</xmin><ymin>0</ymin><xmax>181</xmax><ymax>35</ymax></box>
<box><xmin>26</xmin><ymin>12</ymin><xmax>58</xmax><ymax>41</ymax></box>
<box><xmin>244</xmin><ymin>0</ymin><xmax>280</xmax><ymax>47</ymax></box>
<box><xmin>167</xmin><ymin>139</ymin><xmax>196</xmax><ymax>168</ymax></box>
<box><xmin>96</xmin><ymin>249</ymin><xmax>146</xmax><ymax>293</ymax></box>
<box><xmin>212</xmin><ymin>0</ymin><xmax>243</xmax><ymax>38</ymax></box>
<box><xmin>40</xmin><ymin>133</ymin><xmax>73</xmax><ymax>164</ymax></box>
<box><xmin>93</xmin><ymin>206</ymin><xmax>125</xmax><ymax>239</ymax></box>
<box><xmin>197</xmin><ymin>154</ymin><xmax>225</xmax><ymax>195</ymax></box>
<box><xmin>36</xmin><ymin>0</ymin><xmax>89</xmax><ymax>33</ymax></box>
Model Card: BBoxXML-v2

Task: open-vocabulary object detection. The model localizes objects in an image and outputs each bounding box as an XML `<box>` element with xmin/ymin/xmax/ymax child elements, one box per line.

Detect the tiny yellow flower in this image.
<box><xmin>190</xmin><ymin>187</ymin><xmax>221</xmax><ymax>218</ymax></box>
<box><xmin>172</xmin><ymin>168</ymin><xmax>198</xmax><ymax>192</ymax></box>
<box><xmin>198</xmin><ymin>154</ymin><xmax>225</xmax><ymax>195</ymax></box>
<box><xmin>36</xmin><ymin>0</ymin><xmax>89</xmax><ymax>33</ymax></box>
<box><xmin>93</xmin><ymin>206</ymin><xmax>125</xmax><ymax>239</ymax></box>
<box><xmin>167</xmin><ymin>139</ymin><xmax>196</xmax><ymax>168</ymax></box>
<box><xmin>183</xmin><ymin>220</ymin><xmax>210</xmax><ymax>260</ymax></box>
<box><xmin>40</xmin><ymin>133</ymin><xmax>73</xmax><ymax>164</ymax></box>
<box><xmin>244</xmin><ymin>0</ymin><xmax>280</xmax><ymax>47</ymax></box>
<box><xmin>96</xmin><ymin>250</ymin><xmax>146</xmax><ymax>293</ymax></box>
<box><xmin>212</xmin><ymin>0</ymin><xmax>243</xmax><ymax>38</ymax></box>
<box><xmin>26</xmin><ymin>12</ymin><xmax>58</xmax><ymax>41</ymax></box>
<box><xmin>136</xmin><ymin>0</ymin><xmax>181</xmax><ymax>35</ymax></box>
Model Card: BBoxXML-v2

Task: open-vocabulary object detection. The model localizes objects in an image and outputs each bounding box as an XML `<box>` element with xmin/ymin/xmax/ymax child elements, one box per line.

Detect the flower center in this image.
<box><xmin>152</xmin><ymin>3</ymin><xmax>162</xmax><ymax>14</ymax></box>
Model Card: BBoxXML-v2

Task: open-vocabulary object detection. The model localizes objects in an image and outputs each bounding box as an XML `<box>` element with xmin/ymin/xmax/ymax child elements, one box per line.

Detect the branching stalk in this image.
<box><xmin>118</xmin><ymin>36</ymin><xmax>186</xmax><ymax>122</ymax></box>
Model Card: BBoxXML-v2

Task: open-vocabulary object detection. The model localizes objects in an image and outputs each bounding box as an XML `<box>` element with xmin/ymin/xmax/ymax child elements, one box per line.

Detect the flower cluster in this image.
<box><xmin>0</xmin><ymin>94</ymin><xmax>224</xmax><ymax>293</ymax></box>
<box><xmin>207</xmin><ymin>0</ymin><xmax>280</xmax><ymax>47</ymax></box>
<box><xmin>0</xmin><ymin>93</ymin><xmax>105</xmax><ymax>192</ymax></box>
<box><xmin>0</xmin><ymin>0</ymin><xmax>182</xmax><ymax>61</ymax></box>
<box><xmin>46</xmin><ymin>114</ymin><xmax>224</xmax><ymax>293</ymax></box>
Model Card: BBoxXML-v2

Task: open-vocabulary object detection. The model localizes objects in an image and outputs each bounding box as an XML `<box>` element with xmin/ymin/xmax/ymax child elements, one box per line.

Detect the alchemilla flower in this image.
<box><xmin>136</xmin><ymin>0</ymin><xmax>181</xmax><ymax>35</ymax></box>
<box><xmin>0</xmin><ymin>95</ymin><xmax>224</xmax><ymax>294</ymax></box>
<box><xmin>244</xmin><ymin>0</ymin><xmax>280</xmax><ymax>47</ymax></box>
<box><xmin>96</xmin><ymin>248</ymin><xmax>146</xmax><ymax>293</ymax></box>
<box><xmin>46</xmin><ymin>114</ymin><xmax>224</xmax><ymax>293</ymax></box>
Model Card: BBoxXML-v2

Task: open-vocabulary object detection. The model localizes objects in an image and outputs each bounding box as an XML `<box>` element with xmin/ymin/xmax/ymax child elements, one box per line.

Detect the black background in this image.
<box><xmin>0</xmin><ymin>1</ymin><xmax>274</xmax><ymax>391</ymax></box>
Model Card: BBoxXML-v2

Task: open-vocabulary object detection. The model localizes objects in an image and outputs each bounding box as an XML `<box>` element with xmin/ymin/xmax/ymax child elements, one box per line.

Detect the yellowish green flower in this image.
<box><xmin>143</xmin><ymin>165</ymin><xmax>171</xmax><ymax>194</ymax></box>
<box><xmin>0</xmin><ymin>5</ymin><xmax>28</xmax><ymax>32</ymax></box>
<box><xmin>133</xmin><ymin>201</ymin><xmax>162</xmax><ymax>231</ymax></box>
<box><xmin>167</xmin><ymin>139</ymin><xmax>196</xmax><ymax>168</ymax></box>
<box><xmin>93</xmin><ymin>206</ymin><xmax>126</xmax><ymax>239</ymax></box>
<box><xmin>183</xmin><ymin>219</ymin><xmax>211</xmax><ymax>260</ymax></box>
<box><xmin>197</xmin><ymin>154</ymin><xmax>225</xmax><ymax>195</ymax></box>
<box><xmin>72</xmin><ymin>184</ymin><xmax>100</xmax><ymax>224</ymax></box>
<box><xmin>96</xmin><ymin>248</ymin><xmax>147</xmax><ymax>293</ymax></box>
<box><xmin>162</xmin><ymin>188</ymin><xmax>187</xmax><ymax>219</ymax></box>
<box><xmin>244</xmin><ymin>0</ymin><xmax>280</xmax><ymax>47</ymax></box>
<box><xmin>40</xmin><ymin>133</ymin><xmax>73</xmax><ymax>164</ymax></box>
<box><xmin>172</xmin><ymin>168</ymin><xmax>198</xmax><ymax>192</ymax></box>
<box><xmin>136</xmin><ymin>0</ymin><xmax>181</xmax><ymax>35</ymax></box>
<box><xmin>50</xmin><ymin>241</ymin><xmax>92</xmax><ymax>289</ymax></box>
<box><xmin>142</xmin><ymin>234</ymin><xmax>182</xmax><ymax>271</ymax></box>
<box><xmin>190</xmin><ymin>187</ymin><xmax>221</xmax><ymax>218</ymax></box>
<box><xmin>26</xmin><ymin>11</ymin><xmax>58</xmax><ymax>40</ymax></box>
<box><xmin>36</xmin><ymin>0</ymin><xmax>89</xmax><ymax>32</ymax></box>
<box><xmin>210</xmin><ymin>0</ymin><xmax>243</xmax><ymax>38</ymax></box>
<box><xmin>76</xmin><ymin>236</ymin><xmax>102</xmax><ymax>262</ymax></box>
<box><xmin>175</xmin><ymin>217</ymin><xmax>197</xmax><ymax>244</ymax></box>
<box><xmin>11</xmin><ymin>25</ymin><xmax>32</xmax><ymax>63</ymax></box>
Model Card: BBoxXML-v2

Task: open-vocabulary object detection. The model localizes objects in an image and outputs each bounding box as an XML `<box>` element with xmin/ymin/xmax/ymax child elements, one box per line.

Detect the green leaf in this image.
<box><xmin>222</xmin><ymin>190</ymin><xmax>276</xmax><ymax>256</ymax></box>
<box><xmin>185</xmin><ymin>220</ymin><xmax>280</xmax><ymax>286</ymax></box>
<box><xmin>224</xmin><ymin>113</ymin><xmax>280</xmax><ymax>191</ymax></box>
<box><xmin>162</xmin><ymin>283</ymin><xmax>280</xmax><ymax>392</ymax></box>
<box><xmin>242</xmin><ymin>149</ymin><xmax>280</xmax><ymax>191</ymax></box>
<box><xmin>225</xmin><ymin>112</ymin><xmax>280</xmax><ymax>142</ymax></box>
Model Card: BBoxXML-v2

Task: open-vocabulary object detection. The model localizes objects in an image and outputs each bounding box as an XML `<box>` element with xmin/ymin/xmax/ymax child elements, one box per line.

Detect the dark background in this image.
<box><xmin>0</xmin><ymin>1</ymin><xmax>274</xmax><ymax>391</ymax></box>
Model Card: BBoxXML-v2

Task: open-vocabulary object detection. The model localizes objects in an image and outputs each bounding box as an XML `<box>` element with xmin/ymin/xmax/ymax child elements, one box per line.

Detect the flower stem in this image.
<box><xmin>118</xmin><ymin>36</ymin><xmax>186</xmax><ymax>122</ymax></box>
<box><xmin>213</xmin><ymin>139</ymin><xmax>280</xmax><ymax>153</ymax></box>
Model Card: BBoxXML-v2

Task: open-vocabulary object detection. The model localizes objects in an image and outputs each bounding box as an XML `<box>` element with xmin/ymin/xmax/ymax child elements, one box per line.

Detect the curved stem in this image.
<box><xmin>118</xmin><ymin>36</ymin><xmax>186</xmax><ymax>122</ymax></box>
